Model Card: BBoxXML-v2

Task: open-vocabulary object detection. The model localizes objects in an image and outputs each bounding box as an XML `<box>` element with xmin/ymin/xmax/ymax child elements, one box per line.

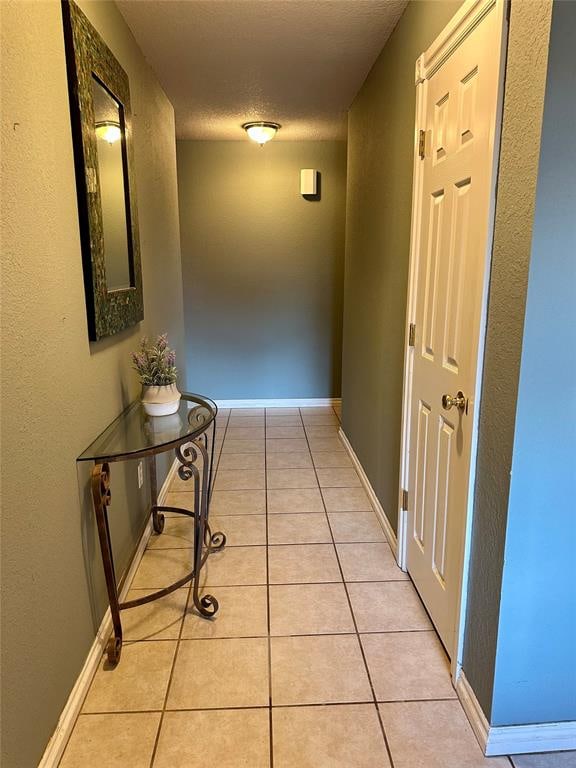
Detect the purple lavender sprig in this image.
<box><xmin>131</xmin><ymin>334</ymin><xmax>178</xmax><ymax>386</ymax></box>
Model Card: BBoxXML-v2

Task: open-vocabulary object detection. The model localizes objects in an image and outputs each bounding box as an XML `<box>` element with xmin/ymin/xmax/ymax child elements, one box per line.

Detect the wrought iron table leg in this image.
<box><xmin>91</xmin><ymin>462</ymin><xmax>122</xmax><ymax>665</ymax></box>
<box><xmin>148</xmin><ymin>454</ymin><xmax>164</xmax><ymax>534</ymax></box>
<box><xmin>192</xmin><ymin>438</ymin><xmax>219</xmax><ymax>616</ymax></box>
<box><xmin>175</xmin><ymin>438</ymin><xmax>224</xmax><ymax>617</ymax></box>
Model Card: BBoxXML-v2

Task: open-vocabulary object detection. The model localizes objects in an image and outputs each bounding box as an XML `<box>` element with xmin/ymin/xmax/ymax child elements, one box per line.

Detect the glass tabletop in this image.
<box><xmin>78</xmin><ymin>392</ymin><xmax>217</xmax><ymax>463</ymax></box>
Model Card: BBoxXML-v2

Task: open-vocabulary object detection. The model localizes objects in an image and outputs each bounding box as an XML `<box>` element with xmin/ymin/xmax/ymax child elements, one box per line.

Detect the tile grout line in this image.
<box><xmin>148</xmin><ymin>539</ymin><xmax>390</xmax><ymax>550</ymax></box>
<box><xmin>264</xmin><ymin>408</ymin><xmax>274</xmax><ymax>768</ymax></box>
<box><xmin>148</xmin><ymin>407</ymin><xmax>231</xmax><ymax>767</ymax></box>
<box><xmin>123</xmin><ymin>627</ymin><xmax>438</xmax><ymax>644</ymax></box>
<box><xmin>300</xmin><ymin>407</ymin><xmax>397</xmax><ymax>768</ymax></box>
<box><xmin>134</xmin><ymin>579</ymin><xmax>410</xmax><ymax>589</ymax></box>
<box><xmin>80</xmin><ymin>695</ymin><xmax>462</xmax><ymax>717</ymax></box>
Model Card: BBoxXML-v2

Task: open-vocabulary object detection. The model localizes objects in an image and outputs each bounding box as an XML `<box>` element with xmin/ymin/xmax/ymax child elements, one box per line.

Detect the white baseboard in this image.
<box><xmin>456</xmin><ymin>671</ymin><xmax>576</xmax><ymax>756</ymax></box>
<box><xmin>38</xmin><ymin>459</ymin><xmax>178</xmax><ymax>768</ymax></box>
<box><xmin>159</xmin><ymin>456</ymin><xmax>180</xmax><ymax>503</ymax></box>
<box><xmin>338</xmin><ymin>427</ymin><xmax>400</xmax><ymax>562</ymax></box>
<box><xmin>456</xmin><ymin>671</ymin><xmax>491</xmax><ymax>753</ymax></box>
<box><xmin>215</xmin><ymin>398</ymin><xmax>342</xmax><ymax>409</ymax></box>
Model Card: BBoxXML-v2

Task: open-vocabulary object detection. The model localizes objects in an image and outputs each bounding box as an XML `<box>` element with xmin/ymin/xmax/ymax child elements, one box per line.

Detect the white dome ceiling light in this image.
<box><xmin>242</xmin><ymin>121</ymin><xmax>281</xmax><ymax>146</ymax></box>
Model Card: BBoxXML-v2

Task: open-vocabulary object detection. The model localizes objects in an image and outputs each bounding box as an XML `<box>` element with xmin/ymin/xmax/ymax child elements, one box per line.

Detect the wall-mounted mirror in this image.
<box><xmin>62</xmin><ymin>0</ymin><xmax>143</xmax><ymax>341</ymax></box>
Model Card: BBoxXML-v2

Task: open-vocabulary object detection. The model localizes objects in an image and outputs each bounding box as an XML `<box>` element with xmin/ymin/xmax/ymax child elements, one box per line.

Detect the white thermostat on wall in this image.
<box><xmin>300</xmin><ymin>169</ymin><xmax>318</xmax><ymax>196</ymax></box>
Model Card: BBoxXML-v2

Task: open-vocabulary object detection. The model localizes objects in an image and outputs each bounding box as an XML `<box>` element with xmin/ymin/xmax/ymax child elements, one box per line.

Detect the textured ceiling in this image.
<box><xmin>116</xmin><ymin>0</ymin><xmax>408</xmax><ymax>140</ymax></box>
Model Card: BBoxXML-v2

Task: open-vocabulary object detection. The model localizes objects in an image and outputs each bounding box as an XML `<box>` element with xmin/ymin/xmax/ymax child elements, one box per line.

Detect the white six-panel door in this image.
<box><xmin>404</xmin><ymin>0</ymin><xmax>506</xmax><ymax>655</ymax></box>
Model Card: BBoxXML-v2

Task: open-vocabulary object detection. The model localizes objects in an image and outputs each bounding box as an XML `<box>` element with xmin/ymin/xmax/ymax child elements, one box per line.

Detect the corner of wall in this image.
<box><xmin>461</xmin><ymin>0</ymin><xmax>554</xmax><ymax>723</ymax></box>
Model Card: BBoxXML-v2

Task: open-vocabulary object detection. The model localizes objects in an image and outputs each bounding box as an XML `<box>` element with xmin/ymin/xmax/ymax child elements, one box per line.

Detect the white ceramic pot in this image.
<box><xmin>141</xmin><ymin>383</ymin><xmax>181</xmax><ymax>416</ymax></box>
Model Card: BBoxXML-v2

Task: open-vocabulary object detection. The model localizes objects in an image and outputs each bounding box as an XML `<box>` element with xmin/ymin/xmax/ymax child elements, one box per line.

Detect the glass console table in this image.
<box><xmin>78</xmin><ymin>392</ymin><xmax>225</xmax><ymax>665</ymax></box>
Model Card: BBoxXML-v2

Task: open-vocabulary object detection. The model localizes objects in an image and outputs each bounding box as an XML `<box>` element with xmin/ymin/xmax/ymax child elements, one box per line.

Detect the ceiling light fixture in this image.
<box><xmin>95</xmin><ymin>120</ymin><xmax>122</xmax><ymax>144</ymax></box>
<box><xmin>242</xmin><ymin>121</ymin><xmax>281</xmax><ymax>146</ymax></box>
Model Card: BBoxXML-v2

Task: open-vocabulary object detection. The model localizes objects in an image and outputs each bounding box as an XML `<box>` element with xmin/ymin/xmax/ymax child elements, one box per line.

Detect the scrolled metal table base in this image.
<box><xmin>91</xmin><ymin>431</ymin><xmax>225</xmax><ymax>667</ymax></box>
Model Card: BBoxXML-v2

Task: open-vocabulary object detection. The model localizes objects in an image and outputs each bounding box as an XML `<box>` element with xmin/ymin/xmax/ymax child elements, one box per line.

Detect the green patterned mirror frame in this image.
<box><xmin>62</xmin><ymin>0</ymin><xmax>143</xmax><ymax>341</ymax></box>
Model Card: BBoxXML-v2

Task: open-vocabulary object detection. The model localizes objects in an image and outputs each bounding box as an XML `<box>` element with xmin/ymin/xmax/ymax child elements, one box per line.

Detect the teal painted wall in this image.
<box><xmin>490</xmin><ymin>0</ymin><xmax>576</xmax><ymax>725</ymax></box>
<box><xmin>177</xmin><ymin>140</ymin><xmax>347</xmax><ymax>400</ymax></box>
<box><xmin>462</xmin><ymin>0</ymin><xmax>554</xmax><ymax>720</ymax></box>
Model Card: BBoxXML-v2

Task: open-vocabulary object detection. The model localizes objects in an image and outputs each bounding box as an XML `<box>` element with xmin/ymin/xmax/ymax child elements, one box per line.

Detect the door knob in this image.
<box><xmin>442</xmin><ymin>391</ymin><xmax>467</xmax><ymax>413</ymax></box>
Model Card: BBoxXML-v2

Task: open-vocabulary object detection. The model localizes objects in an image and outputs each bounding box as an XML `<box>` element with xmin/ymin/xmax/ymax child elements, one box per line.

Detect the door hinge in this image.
<box><xmin>408</xmin><ymin>323</ymin><xmax>416</xmax><ymax>347</ymax></box>
<box><xmin>401</xmin><ymin>488</ymin><xmax>409</xmax><ymax>512</ymax></box>
<box><xmin>418</xmin><ymin>129</ymin><xmax>426</xmax><ymax>160</ymax></box>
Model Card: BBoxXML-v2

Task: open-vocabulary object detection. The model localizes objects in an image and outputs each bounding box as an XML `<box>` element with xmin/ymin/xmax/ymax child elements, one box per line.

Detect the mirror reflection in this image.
<box><xmin>92</xmin><ymin>77</ymin><xmax>132</xmax><ymax>291</ymax></box>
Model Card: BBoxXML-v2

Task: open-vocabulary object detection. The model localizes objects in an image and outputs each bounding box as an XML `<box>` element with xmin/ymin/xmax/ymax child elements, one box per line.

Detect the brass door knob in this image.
<box><xmin>442</xmin><ymin>391</ymin><xmax>467</xmax><ymax>413</ymax></box>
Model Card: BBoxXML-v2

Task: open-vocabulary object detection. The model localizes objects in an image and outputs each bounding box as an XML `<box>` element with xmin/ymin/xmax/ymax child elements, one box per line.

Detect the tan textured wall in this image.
<box><xmin>341</xmin><ymin>0</ymin><xmax>463</xmax><ymax>531</ymax></box>
<box><xmin>0</xmin><ymin>1</ymin><xmax>185</xmax><ymax>764</ymax></box>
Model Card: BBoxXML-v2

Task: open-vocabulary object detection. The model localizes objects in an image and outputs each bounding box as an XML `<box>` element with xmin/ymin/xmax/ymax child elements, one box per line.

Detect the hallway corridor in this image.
<box><xmin>60</xmin><ymin>407</ymin><xmax>541</xmax><ymax>767</ymax></box>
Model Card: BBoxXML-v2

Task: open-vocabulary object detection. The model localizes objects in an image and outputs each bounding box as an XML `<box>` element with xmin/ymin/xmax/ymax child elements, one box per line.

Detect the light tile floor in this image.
<box><xmin>59</xmin><ymin>406</ymin><xmax>575</xmax><ymax>768</ymax></box>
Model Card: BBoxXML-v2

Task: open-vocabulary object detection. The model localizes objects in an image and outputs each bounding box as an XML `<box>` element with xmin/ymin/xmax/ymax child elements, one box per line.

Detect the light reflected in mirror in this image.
<box><xmin>91</xmin><ymin>76</ymin><xmax>132</xmax><ymax>291</ymax></box>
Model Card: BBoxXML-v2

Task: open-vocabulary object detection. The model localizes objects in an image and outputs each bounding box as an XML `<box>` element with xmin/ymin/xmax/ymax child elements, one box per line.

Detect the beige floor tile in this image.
<box><xmin>227</xmin><ymin>415</ymin><xmax>264</xmax><ymax>427</ymax></box>
<box><xmin>213</xmin><ymin>468</ymin><xmax>266</xmax><ymax>490</ymax></box>
<box><xmin>154</xmin><ymin>709</ymin><xmax>269</xmax><ymax>768</ymax></box>
<box><xmin>210</xmin><ymin>490</ymin><xmax>266</xmax><ymax>515</ymax></box>
<box><xmin>131</xmin><ymin>548</ymin><xmax>194</xmax><ymax>590</ymax></box>
<box><xmin>181</xmin><ymin>585</ymin><xmax>268</xmax><ymax>639</ymax></box>
<box><xmin>271</xmin><ymin>635</ymin><xmax>372</xmax><ymax>705</ymax></box>
<box><xmin>267</xmin><ymin>451</ymin><xmax>313</xmax><ymax>469</ymax></box>
<box><xmin>167</xmin><ymin>638</ymin><xmax>269</xmax><ymax>709</ymax></box>
<box><xmin>269</xmin><ymin>544</ymin><xmax>341</xmax><ymax>584</ymax></box>
<box><xmin>229</xmin><ymin>408</ymin><xmax>265</xmax><ymax>417</ymax></box>
<box><xmin>362</xmin><ymin>631</ymin><xmax>456</xmax><ymax>701</ymax></box>
<box><xmin>168</xmin><ymin>470</ymin><xmax>207</xmax><ymax>492</ymax></box>
<box><xmin>308</xmin><ymin>437</ymin><xmax>346</xmax><ymax>452</ymax></box>
<box><xmin>122</xmin><ymin>588</ymin><xmax>188</xmax><ymax>641</ymax></box>
<box><xmin>348</xmin><ymin>581</ymin><xmax>432</xmax><ymax>632</ymax></box>
<box><xmin>268</xmin><ymin>513</ymin><xmax>332</xmax><ymax>545</ymax></box>
<box><xmin>337</xmin><ymin>543</ymin><xmax>409</xmax><ymax>582</ymax></box>
<box><xmin>266</xmin><ymin>415</ymin><xmax>303</xmax><ymax>426</ymax></box>
<box><xmin>267</xmin><ymin>488</ymin><xmax>324</xmax><ymax>514</ymax></box>
<box><xmin>222</xmin><ymin>438</ymin><xmax>264</xmax><ymax>454</ymax></box>
<box><xmin>301</xmin><ymin>414</ymin><xmax>340</xmax><ymax>426</ymax></box>
<box><xmin>267</xmin><ymin>468</ymin><xmax>318</xmax><ymax>489</ymax></box>
<box><xmin>322</xmin><ymin>486</ymin><xmax>372</xmax><ymax>511</ymax></box>
<box><xmin>312</xmin><ymin>451</ymin><xmax>353</xmax><ymax>468</ymax></box>
<box><xmin>161</xmin><ymin>493</ymin><xmax>196</xmax><ymax>517</ymax></box>
<box><xmin>60</xmin><ymin>713</ymin><xmax>160</xmax><ymax>768</ymax></box>
<box><xmin>83</xmin><ymin>641</ymin><xmax>176</xmax><ymax>712</ymax></box>
<box><xmin>225</xmin><ymin>426</ymin><xmax>265</xmax><ymax>439</ymax></box>
<box><xmin>266</xmin><ymin>438</ymin><xmax>309</xmax><ymax>453</ymax></box>
<box><xmin>300</xmin><ymin>406</ymin><xmax>337</xmax><ymax>414</ymax></box>
<box><xmin>216</xmin><ymin>453</ymin><xmax>265</xmax><ymax>470</ymax></box>
<box><xmin>266</xmin><ymin>426</ymin><xmax>306</xmax><ymax>439</ymax></box>
<box><xmin>266</xmin><ymin>407</ymin><xmax>300</xmax><ymax>415</ymax></box>
<box><xmin>200</xmin><ymin>545</ymin><xmax>267</xmax><ymax>586</ymax></box>
<box><xmin>317</xmin><ymin>467</ymin><xmax>362</xmax><ymax>488</ymax></box>
<box><xmin>273</xmin><ymin>704</ymin><xmax>391</xmax><ymax>768</ymax></box>
<box><xmin>270</xmin><ymin>583</ymin><xmax>355</xmax><ymax>635</ymax></box>
<box><xmin>511</xmin><ymin>753</ymin><xmax>576</xmax><ymax>767</ymax></box>
<box><xmin>329</xmin><ymin>511</ymin><xmax>386</xmax><ymax>543</ymax></box>
<box><xmin>304</xmin><ymin>425</ymin><xmax>341</xmax><ymax>438</ymax></box>
<box><xmin>147</xmin><ymin>515</ymin><xmax>195</xmax><ymax>549</ymax></box>
<box><xmin>379</xmin><ymin>700</ymin><xmax>511</xmax><ymax>768</ymax></box>
<box><xmin>209</xmin><ymin>514</ymin><xmax>266</xmax><ymax>546</ymax></box>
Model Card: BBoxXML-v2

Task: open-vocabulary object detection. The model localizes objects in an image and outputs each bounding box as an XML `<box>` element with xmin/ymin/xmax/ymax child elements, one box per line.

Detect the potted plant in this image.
<box><xmin>132</xmin><ymin>334</ymin><xmax>181</xmax><ymax>416</ymax></box>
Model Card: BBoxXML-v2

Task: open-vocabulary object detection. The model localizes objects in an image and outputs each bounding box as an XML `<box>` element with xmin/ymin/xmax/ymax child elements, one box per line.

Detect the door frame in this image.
<box><xmin>397</xmin><ymin>0</ymin><xmax>509</xmax><ymax>679</ymax></box>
